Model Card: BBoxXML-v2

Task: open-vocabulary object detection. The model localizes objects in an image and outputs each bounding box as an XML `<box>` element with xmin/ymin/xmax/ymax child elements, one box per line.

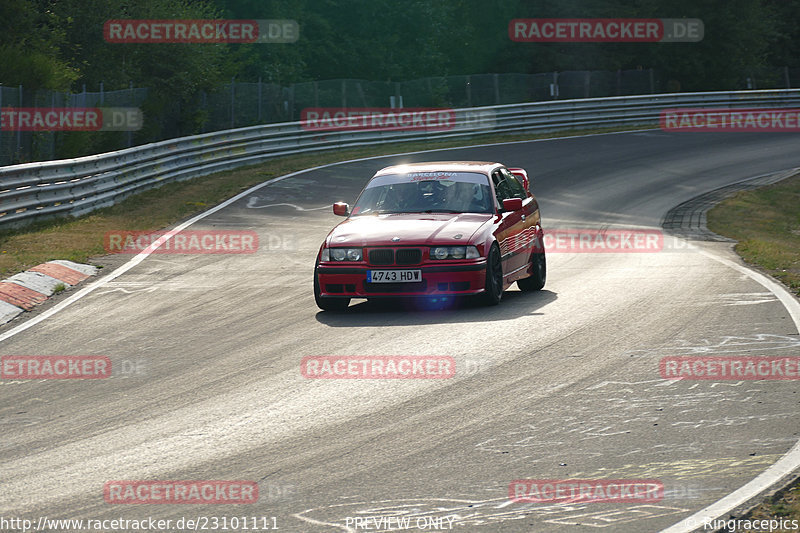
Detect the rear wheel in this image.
<box><xmin>517</xmin><ymin>246</ymin><xmax>546</xmax><ymax>292</ymax></box>
<box><xmin>314</xmin><ymin>264</ymin><xmax>350</xmax><ymax>311</ymax></box>
<box><xmin>482</xmin><ymin>243</ymin><xmax>503</xmax><ymax>306</ymax></box>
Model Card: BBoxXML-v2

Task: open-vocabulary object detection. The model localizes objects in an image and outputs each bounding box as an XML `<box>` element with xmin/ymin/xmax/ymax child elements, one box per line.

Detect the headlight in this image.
<box><xmin>432</xmin><ymin>247</ymin><xmax>450</xmax><ymax>260</ymax></box>
<box><xmin>430</xmin><ymin>246</ymin><xmax>480</xmax><ymax>260</ymax></box>
<box><xmin>325</xmin><ymin>247</ymin><xmax>362</xmax><ymax>262</ymax></box>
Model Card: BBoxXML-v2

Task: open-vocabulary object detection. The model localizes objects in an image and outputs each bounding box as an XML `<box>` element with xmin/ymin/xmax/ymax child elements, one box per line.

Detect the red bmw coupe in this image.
<box><xmin>314</xmin><ymin>161</ymin><xmax>546</xmax><ymax>311</ymax></box>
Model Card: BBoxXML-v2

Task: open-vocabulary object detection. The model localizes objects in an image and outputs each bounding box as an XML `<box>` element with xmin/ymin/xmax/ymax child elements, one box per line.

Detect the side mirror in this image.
<box><xmin>502</xmin><ymin>198</ymin><xmax>523</xmax><ymax>212</ymax></box>
<box><xmin>333</xmin><ymin>202</ymin><xmax>349</xmax><ymax>216</ymax></box>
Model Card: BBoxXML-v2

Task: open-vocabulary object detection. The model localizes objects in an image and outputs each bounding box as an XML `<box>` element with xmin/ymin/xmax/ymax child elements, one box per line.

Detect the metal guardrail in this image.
<box><xmin>1</xmin><ymin>89</ymin><xmax>799</xmax><ymax>229</ymax></box>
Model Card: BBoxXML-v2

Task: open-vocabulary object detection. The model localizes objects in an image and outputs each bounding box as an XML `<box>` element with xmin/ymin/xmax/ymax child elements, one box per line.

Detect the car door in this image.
<box><xmin>502</xmin><ymin>167</ymin><xmax>541</xmax><ymax>275</ymax></box>
<box><xmin>491</xmin><ymin>168</ymin><xmax>528</xmax><ymax>280</ymax></box>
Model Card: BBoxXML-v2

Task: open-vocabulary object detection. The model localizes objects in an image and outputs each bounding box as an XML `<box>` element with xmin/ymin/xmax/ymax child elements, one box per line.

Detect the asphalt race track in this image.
<box><xmin>1</xmin><ymin>130</ymin><xmax>799</xmax><ymax>532</ymax></box>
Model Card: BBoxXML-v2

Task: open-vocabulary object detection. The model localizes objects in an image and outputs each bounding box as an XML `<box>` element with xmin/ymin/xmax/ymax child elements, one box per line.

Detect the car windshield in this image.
<box><xmin>350</xmin><ymin>171</ymin><xmax>494</xmax><ymax>215</ymax></box>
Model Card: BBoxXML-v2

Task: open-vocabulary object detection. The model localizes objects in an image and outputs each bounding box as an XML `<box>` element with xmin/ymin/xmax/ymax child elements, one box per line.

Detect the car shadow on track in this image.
<box><xmin>315</xmin><ymin>289</ymin><xmax>558</xmax><ymax>327</ymax></box>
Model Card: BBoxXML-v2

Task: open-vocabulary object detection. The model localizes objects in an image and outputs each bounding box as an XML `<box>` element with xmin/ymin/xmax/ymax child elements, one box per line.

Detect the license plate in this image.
<box><xmin>367</xmin><ymin>270</ymin><xmax>422</xmax><ymax>283</ymax></box>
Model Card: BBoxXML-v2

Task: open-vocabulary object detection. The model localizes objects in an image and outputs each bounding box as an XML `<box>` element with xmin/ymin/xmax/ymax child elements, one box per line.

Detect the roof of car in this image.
<box><xmin>374</xmin><ymin>161</ymin><xmax>502</xmax><ymax>176</ymax></box>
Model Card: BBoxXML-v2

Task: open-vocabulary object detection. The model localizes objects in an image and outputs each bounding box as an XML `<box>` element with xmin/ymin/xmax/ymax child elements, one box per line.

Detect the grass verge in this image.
<box><xmin>707</xmin><ymin>172</ymin><xmax>800</xmax><ymax>297</ymax></box>
<box><xmin>0</xmin><ymin>125</ymin><xmax>648</xmax><ymax>278</ymax></box>
<box><xmin>735</xmin><ymin>482</ymin><xmax>800</xmax><ymax>532</ymax></box>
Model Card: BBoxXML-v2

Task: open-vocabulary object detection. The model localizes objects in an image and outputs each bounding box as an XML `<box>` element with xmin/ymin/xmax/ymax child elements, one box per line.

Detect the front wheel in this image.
<box><xmin>482</xmin><ymin>243</ymin><xmax>503</xmax><ymax>306</ymax></box>
<box><xmin>314</xmin><ymin>265</ymin><xmax>350</xmax><ymax>311</ymax></box>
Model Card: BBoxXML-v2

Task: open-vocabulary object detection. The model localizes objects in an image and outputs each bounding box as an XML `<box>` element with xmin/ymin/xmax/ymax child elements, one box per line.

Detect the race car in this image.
<box><xmin>313</xmin><ymin>161</ymin><xmax>546</xmax><ymax>311</ymax></box>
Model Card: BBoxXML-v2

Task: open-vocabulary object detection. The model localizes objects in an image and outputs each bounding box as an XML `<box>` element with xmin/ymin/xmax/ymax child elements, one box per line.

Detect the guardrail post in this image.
<box><xmin>128</xmin><ymin>81</ymin><xmax>134</xmax><ymax>147</ymax></box>
<box><xmin>16</xmin><ymin>84</ymin><xmax>22</xmax><ymax>161</ymax></box>
<box><xmin>49</xmin><ymin>91</ymin><xmax>56</xmax><ymax>160</ymax></box>
<box><xmin>0</xmin><ymin>83</ymin><xmax>5</xmax><ymax>166</ymax></box>
<box><xmin>584</xmin><ymin>71</ymin><xmax>591</xmax><ymax>98</ymax></box>
<box><xmin>356</xmin><ymin>82</ymin><xmax>366</xmax><ymax>106</ymax></box>
<box><xmin>550</xmin><ymin>73</ymin><xmax>559</xmax><ymax>99</ymax></box>
<box><xmin>230</xmin><ymin>77</ymin><xmax>236</xmax><ymax>129</ymax></box>
<box><xmin>289</xmin><ymin>85</ymin><xmax>294</xmax><ymax>120</ymax></box>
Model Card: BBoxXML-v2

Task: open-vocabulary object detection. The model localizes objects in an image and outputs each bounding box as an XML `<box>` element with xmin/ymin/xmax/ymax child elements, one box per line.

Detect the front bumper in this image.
<box><xmin>316</xmin><ymin>262</ymin><xmax>487</xmax><ymax>298</ymax></box>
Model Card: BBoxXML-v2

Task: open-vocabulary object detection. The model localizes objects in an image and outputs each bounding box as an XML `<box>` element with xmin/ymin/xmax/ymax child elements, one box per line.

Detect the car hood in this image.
<box><xmin>327</xmin><ymin>213</ymin><xmax>493</xmax><ymax>247</ymax></box>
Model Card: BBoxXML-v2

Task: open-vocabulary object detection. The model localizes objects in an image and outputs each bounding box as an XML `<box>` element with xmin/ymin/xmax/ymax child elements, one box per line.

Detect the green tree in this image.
<box><xmin>0</xmin><ymin>0</ymin><xmax>77</xmax><ymax>90</ymax></box>
<box><xmin>51</xmin><ymin>0</ymin><xmax>232</xmax><ymax>138</ymax></box>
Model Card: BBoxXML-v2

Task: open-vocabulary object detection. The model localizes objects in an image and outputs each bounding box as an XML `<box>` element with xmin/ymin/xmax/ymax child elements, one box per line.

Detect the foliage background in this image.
<box><xmin>1</xmin><ymin>0</ymin><xmax>798</xmax><ymax>160</ymax></box>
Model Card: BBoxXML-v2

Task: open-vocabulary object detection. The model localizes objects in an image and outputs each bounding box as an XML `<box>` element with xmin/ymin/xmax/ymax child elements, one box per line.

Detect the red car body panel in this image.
<box><xmin>316</xmin><ymin>161</ymin><xmax>543</xmax><ymax>300</ymax></box>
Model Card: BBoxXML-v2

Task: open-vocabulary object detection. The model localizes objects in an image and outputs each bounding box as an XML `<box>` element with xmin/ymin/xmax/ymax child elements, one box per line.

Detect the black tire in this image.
<box><xmin>482</xmin><ymin>243</ymin><xmax>503</xmax><ymax>306</ymax></box>
<box><xmin>517</xmin><ymin>246</ymin><xmax>546</xmax><ymax>292</ymax></box>
<box><xmin>314</xmin><ymin>265</ymin><xmax>350</xmax><ymax>311</ymax></box>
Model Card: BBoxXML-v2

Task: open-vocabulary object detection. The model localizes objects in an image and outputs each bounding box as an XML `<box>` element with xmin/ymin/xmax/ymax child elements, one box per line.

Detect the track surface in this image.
<box><xmin>1</xmin><ymin>131</ymin><xmax>800</xmax><ymax>532</ymax></box>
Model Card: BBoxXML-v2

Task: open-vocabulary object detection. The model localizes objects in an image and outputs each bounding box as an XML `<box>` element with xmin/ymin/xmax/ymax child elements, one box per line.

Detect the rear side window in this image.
<box><xmin>491</xmin><ymin>168</ymin><xmax>526</xmax><ymax>206</ymax></box>
<box><xmin>500</xmin><ymin>168</ymin><xmax>527</xmax><ymax>199</ymax></box>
